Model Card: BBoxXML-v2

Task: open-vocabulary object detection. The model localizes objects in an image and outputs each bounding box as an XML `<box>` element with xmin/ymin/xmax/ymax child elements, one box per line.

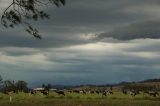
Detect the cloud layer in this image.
<box><xmin>97</xmin><ymin>21</ymin><xmax>160</xmax><ymax>40</ymax></box>
<box><xmin>0</xmin><ymin>0</ymin><xmax>160</xmax><ymax>87</ymax></box>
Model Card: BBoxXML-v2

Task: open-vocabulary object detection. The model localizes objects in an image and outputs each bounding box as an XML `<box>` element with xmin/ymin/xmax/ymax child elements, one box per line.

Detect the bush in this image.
<box><xmin>67</xmin><ymin>96</ymin><xmax>73</xmax><ymax>99</ymax></box>
<box><xmin>45</xmin><ymin>95</ymin><xmax>55</xmax><ymax>99</ymax></box>
<box><xmin>76</xmin><ymin>96</ymin><xmax>80</xmax><ymax>99</ymax></box>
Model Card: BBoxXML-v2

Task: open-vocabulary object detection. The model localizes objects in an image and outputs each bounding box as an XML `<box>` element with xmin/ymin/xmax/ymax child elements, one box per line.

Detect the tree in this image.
<box><xmin>15</xmin><ymin>80</ymin><xmax>28</xmax><ymax>92</ymax></box>
<box><xmin>42</xmin><ymin>83</ymin><xmax>52</xmax><ymax>93</ymax></box>
<box><xmin>2</xmin><ymin>80</ymin><xmax>15</xmax><ymax>92</ymax></box>
<box><xmin>0</xmin><ymin>75</ymin><xmax>3</xmax><ymax>90</ymax></box>
<box><xmin>42</xmin><ymin>84</ymin><xmax>45</xmax><ymax>88</ymax></box>
<box><xmin>1</xmin><ymin>0</ymin><xmax>66</xmax><ymax>39</ymax></box>
<box><xmin>1</xmin><ymin>80</ymin><xmax>28</xmax><ymax>93</ymax></box>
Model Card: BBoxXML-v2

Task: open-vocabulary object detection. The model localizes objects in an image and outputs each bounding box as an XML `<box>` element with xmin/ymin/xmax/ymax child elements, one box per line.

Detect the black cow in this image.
<box><xmin>108</xmin><ymin>91</ymin><xmax>113</xmax><ymax>95</ymax></box>
<box><xmin>148</xmin><ymin>92</ymin><xmax>159</xmax><ymax>97</ymax></box>
<box><xmin>55</xmin><ymin>90</ymin><xmax>65</xmax><ymax>96</ymax></box>
<box><xmin>102</xmin><ymin>91</ymin><xmax>107</xmax><ymax>97</ymax></box>
<box><xmin>41</xmin><ymin>90</ymin><xmax>49</xmax><ymax>96</ymax></box>
<box><xmin>30</xmin><ymin>90</ymin><xmax>36</xmax><ymax>95</ymax></box>
<box><xmin>122</xmin><ymin>90</ymin><xmax>127</xmax><ymax>95</ymax></box>
<box><xmin>72</xmin><ymin>90</ymin><xmax>80</xmax><ymax>93</ymax></box>
<box><xmin>95</xmin><ymin>90</ymin><xmax>100</xmax><ymax>94</ymax></box>
<box><xmin>130</xmin><ymin>90</ymin><xmax>137</xmax><ymax>97</ymax></box>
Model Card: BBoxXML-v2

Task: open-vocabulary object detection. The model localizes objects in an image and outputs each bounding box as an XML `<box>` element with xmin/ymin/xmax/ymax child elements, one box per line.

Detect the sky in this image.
<box><xmin>0</xmin><ymin>0</ymin><xmax>160</xmax><ymax>87</ymax></box>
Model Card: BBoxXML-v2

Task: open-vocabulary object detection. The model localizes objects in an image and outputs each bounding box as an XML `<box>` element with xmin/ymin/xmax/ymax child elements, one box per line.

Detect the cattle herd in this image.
<box><xmin>122</xmin><ymin>89</ymin><xmax>159</xmax><ymax>97</ymax></box>
<box><xmin>2</xmin><ymin>88</ymin><xmax>160</xmax><ymax>98</ymax></box>
<box><xmin>27</xmin><ymin>89</ymin><xmax>115</xmax><ymax>97</ymax></box>
<box><xmin>28</xmin><ymin>88</ymin><xmax>160</xmax><ymax>98</ymax></box>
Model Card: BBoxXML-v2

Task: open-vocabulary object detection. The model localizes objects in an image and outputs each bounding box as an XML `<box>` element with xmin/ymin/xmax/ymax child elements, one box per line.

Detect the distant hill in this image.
<box><xmin>52</xmin><ymin>85</ymin><xmax>76</xmax><ymax>90</ymax></box>
<box><xmin>49</xmin><ymin>78</ymin><xmax>160</xmax><ymax>90</ymax></box>
<box><xmin>140</xmin><ymin>78</ymin><xmax>160</xmax><ymax>83</ymax></box>
<box><xmin>113</xmin><ymin>78</ymin><xmax>160</xmax><ymax>87</ymax></box>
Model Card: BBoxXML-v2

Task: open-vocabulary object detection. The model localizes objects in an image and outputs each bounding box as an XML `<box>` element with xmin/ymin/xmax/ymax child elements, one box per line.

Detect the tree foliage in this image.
<box><xmin>1</xmin><ymin>80</ymin><xmax>28</xmax><ymax>93</ymax></box>
<box><xmin>15</xmin><ymin>80</ymin><xmax>28</xmax><ymax>92</ymax></box>
<box><xmin>0</xmin><ymin>76</ymin><xmax>3</xmax><ymax>89</ymax></box>
<box><xmin>1</xmin><ymin>0</ymin><xmax>66</xmax><ymax>39</ymax></box>
<box><xmin>2</xmin><ymin>80</ymin><xmax>15</xmax><ymax>92</ymax></box>
<box><xmin>122</xmin><ymin>84</ymin><xmax>157</xmax><ymax>91</ymax></box>
<box><xmin>42</xmin><ymin>83</ymin><xmax>52</xmax><ymax>91</ymax></box>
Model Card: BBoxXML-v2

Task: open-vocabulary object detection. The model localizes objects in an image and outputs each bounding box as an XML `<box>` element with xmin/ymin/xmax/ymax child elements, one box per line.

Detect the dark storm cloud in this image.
<box><xmin>1</xmin><ymin>0</ymin><xmax>160</xmax><ymax>48</ymax></box>
<box><xmin>0</xmin><ymin>27</ymin><xmax>95</xmax><ymax>48</ymax></box>
<box><xmin>0</xmin><ymin>47</ymin><xmax>40</xmax><ymax>56</ymax></box>
<box><xmin>46</xmin><ymin>47</ymin><xmax>160</xmax><ymax>67</ymax></box>
<box><xmin>97</xmin><ymin>21</ymin><xmax>160</xmax><ymax>41</ymax></box>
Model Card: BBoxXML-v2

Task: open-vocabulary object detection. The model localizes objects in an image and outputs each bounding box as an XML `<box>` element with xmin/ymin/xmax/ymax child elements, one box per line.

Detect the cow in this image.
<box><xmin>72</xmin><ymin>90</ymin><xmax>80</xmax><ymax>93</ymax></box>
<box><xmin>67</xmin><ymin>90</ymin><xmax>73</xmax><ymax>93</ymax></box>
<box><xmin>79</xmin><ymin>90</ymin><xmax>86</xmax><ymax>94</ymax></box>
<box><xmin>148</xmin><ymin>91</ymin><xmax>159</xmax><ymax>97</ymax></box>
<box><xmin>41</xmin><ymin>90</ymin><xmax>49</xmax><ymax>96</ymax></box>
<box><xmin>90</xmin><ymin>90</ymin><xmax>95</xmax><ymax>94</ymax></box>
<box><xmin>122</xmin><ymin>90</ymin><xmax>127</xmax><ymax>95</ymax></box>
<box><xmin>55</xmin><ymin>90</ymin><xmax>65</xmax><ymax>96</ymax></box>
<box><xmin>143</xmin><ymin>91</ymin><xmax>159</xmax><ymax>97</ymax></box>
<box><xmin>130</xmin><ymin>90</ymin><xmax>137</xmax><ymax>97</ymax></box>
<box><xmin>102</xmin><ymin>91</ymin><xmax>107</xmax><ymax>97</ymax></box>
<box><xmin>108</xmin><ymin>91</ymin><xmax>113</xmax><ymax>95</ymax></box>
<box><xmin>29</xmin><ymin>90</ymin><xmax>36</xmax><ymax>95</ymax></box>
<box><xmin>95</xmin><ymin>90</ymin><xmax>100</xmax><ymax>94</ymax></box>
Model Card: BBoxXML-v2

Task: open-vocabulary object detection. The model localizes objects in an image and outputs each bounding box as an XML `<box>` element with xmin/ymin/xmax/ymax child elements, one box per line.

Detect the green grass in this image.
<box><xmin>0</xmin><ymin>92</ymin><xmax>160</xmax><ymax>106</ymax></box>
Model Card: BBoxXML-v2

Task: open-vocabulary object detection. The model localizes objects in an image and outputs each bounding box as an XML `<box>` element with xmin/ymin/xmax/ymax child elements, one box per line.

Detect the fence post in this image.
<box><xmin>9</xmin><ymin>95</ymin><xmax>12</xmax><ymax>102</ymax></box>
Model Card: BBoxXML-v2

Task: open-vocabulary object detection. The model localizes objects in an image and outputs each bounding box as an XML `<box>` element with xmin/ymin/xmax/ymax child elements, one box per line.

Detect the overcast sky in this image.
<box><xmin>1</xmin><ymin>0</ymin><xmax>160</xmax><ymax>87</ymax></box>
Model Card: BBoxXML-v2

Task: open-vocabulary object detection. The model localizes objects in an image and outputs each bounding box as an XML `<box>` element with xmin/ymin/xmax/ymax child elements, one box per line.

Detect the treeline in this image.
<box><xmin>0</xmin><ymin>76</ymin><xmax>28</xmax><ymax>93</ymax></box>
<box><xmin>122</xmin><ymin>84</ymin><xmax>160</xmax><ymax>91</ymax></box>
<box><xmin>141</xmin><ymin>78</ymin><xmax>160</xmax><ymax>83</ymax></box>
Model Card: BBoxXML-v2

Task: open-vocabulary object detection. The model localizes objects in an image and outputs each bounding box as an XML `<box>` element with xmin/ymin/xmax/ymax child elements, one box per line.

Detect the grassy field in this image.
<box><xmin>0</xmin><ymin>92</ymin><xmax>160</xmax><ymax>106</ymax></box>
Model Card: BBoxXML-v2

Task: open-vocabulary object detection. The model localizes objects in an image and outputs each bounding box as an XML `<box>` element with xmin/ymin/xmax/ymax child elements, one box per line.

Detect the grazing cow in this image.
<box><xmin>143</xmin><ymin>91</ymin><xmax>149</xmax><ymax>94</ymax></box>
<box><xmin>41</xmin><ymin>90</ymin><xmax>49</xmax><ymax>96</ymax></box>
<box><xmin>79</xmin><ymin>90</ymin><xmax>86</xmax><ymax>94</ymax></box>
<box><xmin>102</xmin><ymin>91</ymin><xmax>107</xmax><ymax>97</ymax></box>
<box><xmin>55</xmin><ymin>90</ymin><xmax>65</xmax><ymax>96</ymax></box>
<box><xmin>90</xmin><ymin>90</ymin><xmax>95</xmax><ymax>94</ymax></box>
<box><xmin>122</xmin><ymin>90</ymin><xmax>127</xmax><ymax>95</ymax></box>
<box><xmin>108</xmin><ymin>91</ymin><xmax>113</xmax><ymax>95</ymax></box>
<box><xmin>82</xmin><ymin>90</ymin><xmax>87</xmax><ymax>94</ymax></box>
<box><xmin>155</xmin><ymin>92</ymin><xmax>159</xmax><ymax>96</ymax></box>
<box><xmin>143</xmin><ymin>91</ymin><xmax>149</xmax><ymax>95</ymax></box>
<box><xmin>143</xmin><ymin>91</ymin><xmax>159</xmax><ymax>97</ymax></box>
<box><xmin>68</xmin><ymin>90</ymin><xmax>73</xmax><ymax>93</ymax></box>
<box><xmin>130</xmin><ymin>90</ymin><xmax>137</xmax><ymax>97</ymax></box>
<box><xmin>148</xmin><ymin>91</ymin><xmax>159</xmax><ymax>97</ymax></box>
<box><xmin>73</xmin><ymin>90</ymin><xmax>80</xmax><ymax>93</ymax></box>
<box><xmin>95</xmin><ymin>90</ymin><xmax>100</xmax><ymax>94</ymax></box>
<box><xmin>30</xmin><ymin>90</ymin><xmax>36</xmax><ymax>95</ymax></box>
<box><xmin>149</xmin><ymin>92</ymin><xmax>157</xmax><ymax>97</ymax></box>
